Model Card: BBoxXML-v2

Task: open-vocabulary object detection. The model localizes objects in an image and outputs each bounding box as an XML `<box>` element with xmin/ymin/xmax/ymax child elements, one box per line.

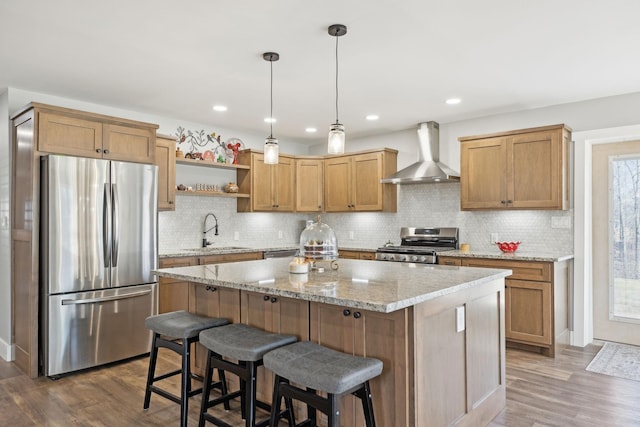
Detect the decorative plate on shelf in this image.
<box><xmin>202</xmin><ymin>150</ymin><xmax>214</xmax><ymax>161</ymax></box>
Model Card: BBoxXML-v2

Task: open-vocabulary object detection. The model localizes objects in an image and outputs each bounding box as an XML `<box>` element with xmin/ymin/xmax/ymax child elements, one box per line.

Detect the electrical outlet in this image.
<box><xmin>490</xmin><ymin>233</ymin><xmax>499</xmax><ymax>243</ymax></box>
<box><xmin>349</xmin><ymin>231</ymin><xmax>355</xmax><ymax>240</ymax></box>
<box><xmin>278</xmin><ymin>230</ymin><xmax>283</xmax><ymax>239</ymax></box>
<box><xmin>234</xmin><ymin>231</ymin><xmax>239</xmax><ymax>241</ymax></box>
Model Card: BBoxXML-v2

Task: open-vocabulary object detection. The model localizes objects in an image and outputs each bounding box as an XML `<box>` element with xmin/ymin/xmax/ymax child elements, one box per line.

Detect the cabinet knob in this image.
<box><xmin>343</xmin><ymin>309</ymin><xmax>351</xmax><ymax>317</ymax></box>
<box><xmin>206</xmin><ymin>285</ymin><xmax>217</xmax><ymax>292</ymax></box>
<box><xmin>271</xmin><ymin>297</ymin><xmax>277</xmax><ymax>303</ymax></box>
<box><xmin>353</xmin><ymin>311</ymin><xmax>361</xmax><ymax>319</ymax></box>
<box><xmin>168</xmin><ymin>200</ymin><xmax>174</xmax><ymax>204</ymax></box>
<box><xmin>103</xmin><ymin>149</ymin><xmax>109</xmax><ymax>154</ymax></box>
<box><xmin>264</xmin><ymin>295</ymin><xmax>270</xmax><ymax>301</ymax></box>
<box><xmin>506</xmin><ymin>200</ymin><xmax>512</xmax><ymax>204</ymax></box>
<box><xmin>96</xmin><ymin>148</ymin><xmax>102</xmax><ymax>153</ymax></box>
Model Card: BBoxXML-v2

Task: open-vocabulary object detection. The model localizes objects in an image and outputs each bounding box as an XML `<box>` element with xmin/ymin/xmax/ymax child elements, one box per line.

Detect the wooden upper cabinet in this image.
<box><xmin>155</xmin><ymin>134</ymin><xmax>176</xmax><ymax>211</ymax></box>
<box><xmin>34</xmin><ymin>103</ymin><xmax>157</xmax><ymax>164</ymax></box>
<box><xmin>295</xmin><ymin>158</ymin><xmax>324</xmax><ymax>212</ymax></box>
<box><xmin>459</xmin><ymin>124</ymin><xmax>571</xmax><ymax>210</ymax></box>
<box><xmin>324</xmin><ymin>148</ymin><xmax>397</xmax><ymax>212</ymax></box>
<box><xmin>237</xmin><ymin>151</ymin><xmax>295</xmax><ymax>212</ymax></box>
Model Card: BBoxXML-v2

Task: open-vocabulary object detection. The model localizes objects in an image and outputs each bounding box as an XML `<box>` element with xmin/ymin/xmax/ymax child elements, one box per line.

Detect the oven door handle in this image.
<box><xmin>61</xmin><ymin>290</ymin><xmax>151</xmax><ymax>305</ymax></box>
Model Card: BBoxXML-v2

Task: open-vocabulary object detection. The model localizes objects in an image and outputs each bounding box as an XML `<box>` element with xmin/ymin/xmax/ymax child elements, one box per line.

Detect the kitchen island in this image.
<box><xmin>155</xmin><ymin>258</ymin><xmax>511</xmax><ymax>427</ymax></box>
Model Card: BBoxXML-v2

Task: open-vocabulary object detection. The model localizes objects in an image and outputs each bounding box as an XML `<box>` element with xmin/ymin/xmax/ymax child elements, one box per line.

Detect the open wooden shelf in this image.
<box><xmin>176</xmin><ymin>190</ymin><xmax>250</xmax><ymax>198</ymax></box>
<box><xmin>176</xmin><ymin>158</ymin><xmax>250</xmax><ymax>170</ymax></box>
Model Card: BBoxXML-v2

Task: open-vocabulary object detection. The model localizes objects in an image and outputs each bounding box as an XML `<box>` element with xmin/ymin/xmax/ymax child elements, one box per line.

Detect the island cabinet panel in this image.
<box><xmin>310</xmin><ymin>303</ymin><xmax>410</xmax><ymax>427</ymax></box>
<box><xmin>241</xmin><ymin>291</ymin><xmax>310</xmax><ymax>417</ymax></box>
<box><xmin>157</xmin><ymin>257</ymin><xmax>196</xmax><ymax>314</ymax></box>
<box><xmin>413</xmin><ymin>278</ymin><xmax>505</xmax><ymax>427</ymax></box>
<box><xmin>189</xmin><ymin>284</ymin><xmax>241</xmax><ymax>377</ymax></box>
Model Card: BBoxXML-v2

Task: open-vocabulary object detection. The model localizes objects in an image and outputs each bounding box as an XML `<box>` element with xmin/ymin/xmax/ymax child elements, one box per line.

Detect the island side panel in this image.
<box><xmin>413</xmin><ymin>277</ymin><xmax>505</xmax><ymax>427</ymax></box>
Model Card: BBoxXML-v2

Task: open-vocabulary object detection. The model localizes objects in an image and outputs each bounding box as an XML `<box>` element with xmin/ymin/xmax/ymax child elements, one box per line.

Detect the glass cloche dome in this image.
<box><xmin>299</xmin><ymin>216</ymin><xmax>338</xmax><ymax>262</ymax></box>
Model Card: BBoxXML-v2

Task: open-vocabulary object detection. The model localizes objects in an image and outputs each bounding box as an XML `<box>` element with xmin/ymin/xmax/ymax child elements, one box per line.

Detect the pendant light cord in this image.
<box><xmin>334</xmin><ymin>34</ymin><xmax>339</xmax><ymax>125</ymax></box>
<box><xmin>270</xmin><ymin>58</ymin><xmax>274</xmax><ymax>139</ymax></box>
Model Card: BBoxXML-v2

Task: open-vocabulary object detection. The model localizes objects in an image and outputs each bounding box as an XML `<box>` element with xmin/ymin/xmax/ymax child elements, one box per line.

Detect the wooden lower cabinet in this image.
<box><xmin>157</xmin><ymin>257</ymin><xmax>196</xmax><ymax>314</ymax></box>
<box><xmin>338</xmin><ymin>250</ymin><xmax>375</xmax><ymax>260</ymax></box>
<box><xmin>438</xmin><ymin>256</ymin><xmax>570</xmax><ymax>357</ymax></box>
<box><xmin>189</xmin><ymin>284</ymin><xmax>241</xmax><ymax>377</ymax></box>
<box><xmin>156</xmin><ymin>134</ymin><xmax>176</xmax><ymax>211</ymax></box>
<box><xmin>241</xmin><ymin>291</ymin><xmax>310</xmax><ymax>417</ymax></box>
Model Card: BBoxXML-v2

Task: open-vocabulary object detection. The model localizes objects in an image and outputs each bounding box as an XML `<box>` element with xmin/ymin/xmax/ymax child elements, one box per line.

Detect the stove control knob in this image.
<box><xmin>400</xmin><ymin>255</ymin><xmax>409</xmax><ymax>262</ymax></box>
<box><xmin>410</xmin><ymin>255</ymin><xmax>418</xmax><ymax>262</ymax></box>
<box><xmin>388</xmin><ymin>255</ymin><xmax>395</xmax><ymax>261</ymax></box>
<box><xmin>419</xmin><ymin>256</ymin><xmax>428</xmax><ymax>263</ymax></box>
<box><xmin>378</xmin><ymin>254</ymin><xmax>386</xmax><ymax>260</ymax></box>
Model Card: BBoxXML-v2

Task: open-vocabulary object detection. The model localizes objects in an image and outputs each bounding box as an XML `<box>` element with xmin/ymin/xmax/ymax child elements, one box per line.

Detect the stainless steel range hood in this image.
<box><xmin>381</xmin><ymin>121</ymin><xmax>460</xmax><ymax>184</ymax></box>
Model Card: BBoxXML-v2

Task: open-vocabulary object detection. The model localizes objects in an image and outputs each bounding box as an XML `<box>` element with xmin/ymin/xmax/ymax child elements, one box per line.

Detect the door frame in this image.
<box><xmin>573</xmin><ymin>124</ymin><xmax>640</xmax><ymax>346</ymax></box>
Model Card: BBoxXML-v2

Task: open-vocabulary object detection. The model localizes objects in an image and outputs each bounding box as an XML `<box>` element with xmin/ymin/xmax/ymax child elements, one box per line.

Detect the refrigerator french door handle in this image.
<box><xmin>103</xmin><ymin>183</ymin><xmax>112</xmax><ymax>268</ymax></box>
<box><xmin>61</xmin><ymin>289</ymin><xmax>151</xmax><ymax>305</ymax></box>
<box><xmin>112</xmin><ymin>183</ymin><xmax>119</xmax><ymax>267</ymax></box>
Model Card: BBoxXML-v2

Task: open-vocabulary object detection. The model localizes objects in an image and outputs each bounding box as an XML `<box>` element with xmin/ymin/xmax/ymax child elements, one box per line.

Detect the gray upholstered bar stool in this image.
<box><xmin>198</xmin><ymin>323</ymin><xmax>297</xmax><ymax>427</ymax></box>
<box><xmin>264</xmin><ymin>341</ymin><xmax>383</xmax><ymax>427</ymax></box>
<box><xmin>144</xmin><ymin>310</ymin><xmax>230</xmax><ymax>427</ymax></box>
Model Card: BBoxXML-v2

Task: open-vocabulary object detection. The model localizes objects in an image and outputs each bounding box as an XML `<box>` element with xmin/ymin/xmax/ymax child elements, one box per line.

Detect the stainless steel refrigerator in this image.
<box><xmin>40</xmin><ymin>155</ymin><xmax>158</xmax><ymax>377</ymax></box>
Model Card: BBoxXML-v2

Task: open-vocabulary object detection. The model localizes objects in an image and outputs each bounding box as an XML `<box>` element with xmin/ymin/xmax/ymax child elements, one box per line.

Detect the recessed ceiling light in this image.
<box><xmin>264</xmin><ymin>117</ymin><xmax>276</xmax><ymax>123</ymax></box>
<box><xmin>213</xmin><ymin>105</ymin><xmax>228</xmax><ymax>112</ymax></box>
<box><xmin>445</xmin><ymin>98</ymin><xmax>461</xmax><ymax>105</ymax></box>
<box><xmin>365</xmin><ymin>114</ymin><xmax>379</xmax><ymax>121</ymax></box>
<box><xmin>305</xmin><ymin>127</ymin><xmax>317</xmax><ymax>133</ymax></box>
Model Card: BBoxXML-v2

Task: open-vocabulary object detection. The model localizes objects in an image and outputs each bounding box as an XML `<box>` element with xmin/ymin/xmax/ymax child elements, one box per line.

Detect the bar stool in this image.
<box><xmin>264</xmin><ymin>341</ymin><xmax>383</xmax><ymax>427</ymax></box>
<box><xmin>143</xmin><ymin>310</ymin><xmax>230</xmax><ymax>427</ymax></box>
<box><xmin>198</xmin><ymin>323</ymin><xmax>297</xmax><ymax>427</ymax></box>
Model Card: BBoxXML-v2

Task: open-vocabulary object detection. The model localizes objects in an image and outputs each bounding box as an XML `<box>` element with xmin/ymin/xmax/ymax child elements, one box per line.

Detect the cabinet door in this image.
<box><xmin>242</xmin><ymin>292</ymin><xmax>310</xmax><ymax>408</ymax></box>
<box><xmin>310</xmin><ymin>303</ymin><xmax>409</xmax><ymax>427</ymax></box>
<box><xmin>38</xmin><ymin>111</ymin><xmax>103</xmax><ymax>158</ymax></box>
<box><xmin>296</xmin><ymin>159</ymin><xmax>324</xmax><ymax>212</ymax></box>
<box><xmin>190</xmin><ymin>284</ymin><xmax>241</xmax><ymax>375</ymax></box>
<box><xmin>103</xmin><ymin>123</ymin><xmax>155</xmax><ymax>164</ymax></box>
<box><xmin>324</xmin><ymin>156</ymin><xmax>352</xmax><ymax>212</ymax></box>
<box><xmin>158</xmin><ymin>257</ymin><xmax>196</xmax><ymax>313</ymax></box>
<box><xmin>251</xmin><ymin>153</ymin><xmax>275</xmax><ymax>211</ymax></box>
<box><xmin>273</xmin><ymin>156</ymin><xmax>295</xmax><ymax>211</ymax></box>
<box><xmin>505</xmin><ymin>279</ymin><xmax>552</xmax><ymax>345</ymax></box>
<box><xmin>507</xmin><ymin>129</ymin><xmax>562</xmax><ymax>209</ymax></box>
<box><xmin>156</xmin><ymin>136</ymin><xmax>176</xmax><ymax>211</ymax></box>
<box><xmin>460</xmin><ymin>136</ymin><xmax>507</xmax><ymax>210</ymax></box>
<box><xmin>352</xmin><ymin>152</ymin><xmax>383</xmax><ymax>211</ymax></box>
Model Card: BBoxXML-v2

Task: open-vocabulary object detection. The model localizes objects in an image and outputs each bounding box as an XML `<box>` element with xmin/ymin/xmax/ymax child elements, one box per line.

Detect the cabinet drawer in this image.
<box><xmin>198</xmin><ymin>252</ymin><xmax>263</xmax><ymax>265</ymax></box>
<box><xmin>461</xmin><ymin>258</ymin><xmax>550</xmax><ymax>282</ymax></box>
<box><xmin>438</xmin><ymin>257</ymin><xmax>462</xmax><ymax>266</ymax></box>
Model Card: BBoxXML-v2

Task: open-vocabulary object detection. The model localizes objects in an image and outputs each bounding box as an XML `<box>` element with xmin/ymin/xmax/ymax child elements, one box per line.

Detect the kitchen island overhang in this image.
<box><xmin>154</xmin><ymin>258</ymin><xmax>511</xmax><ymax>313</ymax></box>
<box><xmin>154</xmin><ymin>258</ymin><xmax>511</xmax><ymax>427</ymax></box>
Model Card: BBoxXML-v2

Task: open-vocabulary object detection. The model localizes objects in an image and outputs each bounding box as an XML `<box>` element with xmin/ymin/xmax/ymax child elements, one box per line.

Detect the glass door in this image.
<box><xmin>592</xmin><ymin>141</ymin><xmax>640</xmax><ymax>345</ymax></box>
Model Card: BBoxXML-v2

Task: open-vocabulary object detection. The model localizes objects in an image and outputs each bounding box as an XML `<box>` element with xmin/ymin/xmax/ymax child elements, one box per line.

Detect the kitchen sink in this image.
<box><xmin>183</xmin><ymin>246</ymin><xmax>249</xmax><ymax>252</ymax></box>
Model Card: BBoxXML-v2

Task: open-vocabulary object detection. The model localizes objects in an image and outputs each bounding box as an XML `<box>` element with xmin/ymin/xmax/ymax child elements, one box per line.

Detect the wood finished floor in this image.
<box><xmin>1</xmin><ymin>345</ymin><xmax>639</xmax><ymax>426</ymax></box>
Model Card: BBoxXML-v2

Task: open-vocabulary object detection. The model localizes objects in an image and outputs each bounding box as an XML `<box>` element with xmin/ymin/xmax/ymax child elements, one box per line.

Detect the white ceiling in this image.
<box><xmin>2</xmin><ymin>0</ymin><xmax>640</xmax><ymax>143</ymax></box>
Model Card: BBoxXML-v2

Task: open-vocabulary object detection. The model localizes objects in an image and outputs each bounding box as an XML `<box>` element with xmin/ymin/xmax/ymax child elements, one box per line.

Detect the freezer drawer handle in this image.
<box><xmin>61</xmin><ymin>289</ymin><xmax>151</xmax><ymax>305</ymax></box>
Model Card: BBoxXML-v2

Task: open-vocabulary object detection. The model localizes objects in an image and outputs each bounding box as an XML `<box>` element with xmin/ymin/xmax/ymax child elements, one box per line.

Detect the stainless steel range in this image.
<box><xmin>375</xmin><ymin>227</ymin><xmax>459</xmax><ymax>264</ymax></box>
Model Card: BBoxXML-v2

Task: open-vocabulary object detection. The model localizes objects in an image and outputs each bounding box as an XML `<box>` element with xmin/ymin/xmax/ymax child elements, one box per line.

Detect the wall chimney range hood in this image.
<box><xmin>381</xmin><ymin>121</ymin><xmax>460</xmax><ymax>184</ymax></box>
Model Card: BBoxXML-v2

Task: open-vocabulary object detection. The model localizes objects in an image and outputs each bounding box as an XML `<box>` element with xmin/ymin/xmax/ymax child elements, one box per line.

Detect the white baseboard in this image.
<box><xmin>0</xmin><ymin>337</ymin><xmax>14</xmax><ymax>361</ymax></box>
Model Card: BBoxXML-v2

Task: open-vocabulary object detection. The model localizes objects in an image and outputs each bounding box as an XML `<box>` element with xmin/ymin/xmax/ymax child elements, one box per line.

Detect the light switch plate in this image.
<box><xmin>456</xmin><ymin>306</ymin><xmax>465</xmax><ymax>332</ymax></box>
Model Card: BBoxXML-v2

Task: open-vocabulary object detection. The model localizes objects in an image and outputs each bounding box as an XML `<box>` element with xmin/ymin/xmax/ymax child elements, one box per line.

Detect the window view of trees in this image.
<box><xmin>611</xmin><ymin>157</ymin><xmax>640</xmax><ymax>319</ymax></box>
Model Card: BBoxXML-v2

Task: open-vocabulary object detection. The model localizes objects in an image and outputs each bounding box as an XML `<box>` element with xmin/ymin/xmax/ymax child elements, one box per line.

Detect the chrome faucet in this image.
<box><xmin>202</xmin><ymin>212</ymin><xmax>219</xmax><ymax>248</ymax></box>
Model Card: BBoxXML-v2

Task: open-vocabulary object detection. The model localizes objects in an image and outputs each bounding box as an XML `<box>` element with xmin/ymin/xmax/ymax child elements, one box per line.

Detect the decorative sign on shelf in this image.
<box><xmin>174</xmin><ymin>126</ymin><xmax>244</xmax><ymax>164</ymax></box>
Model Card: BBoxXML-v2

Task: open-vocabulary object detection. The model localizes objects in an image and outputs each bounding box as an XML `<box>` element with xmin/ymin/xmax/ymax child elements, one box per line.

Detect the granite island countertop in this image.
<box><xmin>154</xmin><ymin>258</ymin><xmax>511</xmax><ymax>313</ymax></box>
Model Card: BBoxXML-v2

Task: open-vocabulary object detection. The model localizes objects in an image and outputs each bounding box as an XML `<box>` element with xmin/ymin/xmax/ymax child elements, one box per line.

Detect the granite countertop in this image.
<box><xmin>437</xmin><ymin>249</ymin><xmax>574</xmax><ymax>262</ymax></box>
<box><xmin>160</xmin><ymin>245</ymin><xmax>298</xmax><ymax>258</ymax></box>
<box><xmin>154</xmin><ymin>258</ymin><xmax>511</xmax><ymax>313</ymax></box>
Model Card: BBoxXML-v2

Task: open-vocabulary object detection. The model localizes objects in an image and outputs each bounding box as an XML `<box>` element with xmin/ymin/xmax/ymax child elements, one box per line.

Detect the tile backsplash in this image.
<box><xmin>159</xmin><ymin>183</ymin><xmax>573</xmax><ymax>254</ymax></box>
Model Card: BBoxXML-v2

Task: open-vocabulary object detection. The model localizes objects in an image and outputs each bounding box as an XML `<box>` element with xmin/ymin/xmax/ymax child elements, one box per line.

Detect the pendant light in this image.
<box><xmin>328</xmin><ymin>24</ymin><xmax>347</xmax><ymax>155</ymax></box>
<box><xmin>263</xmin><ymin>52</ymin><xmax>279</xmax><ymax>164</ymax></box>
